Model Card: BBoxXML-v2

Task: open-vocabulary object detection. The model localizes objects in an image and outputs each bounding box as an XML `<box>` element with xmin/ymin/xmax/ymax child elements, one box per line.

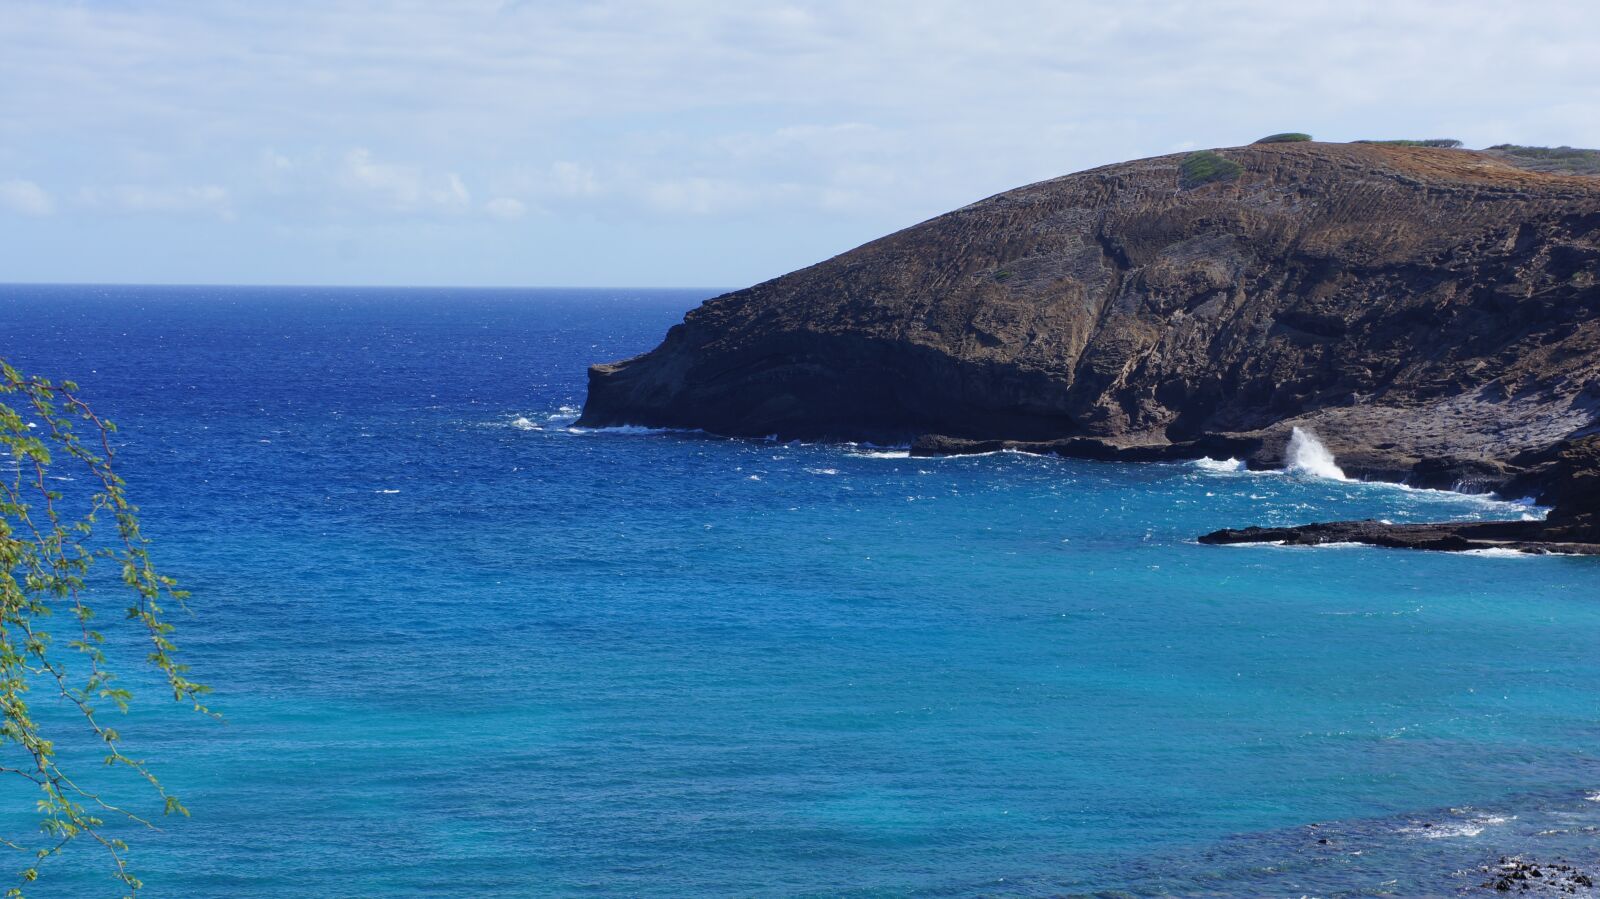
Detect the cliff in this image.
<box><xmin>580</xmin><ymin>141</ymin><xmax>1600</xmax><ymax>543</ymax></box>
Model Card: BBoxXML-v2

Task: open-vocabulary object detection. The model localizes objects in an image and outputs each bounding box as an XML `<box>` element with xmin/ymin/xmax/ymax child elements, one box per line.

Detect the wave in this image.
<box><xmin>1460</xmin><ymin>547</ymin><xmax>1537</xmax><ymax>559</ymax></box>
<box><xmin>565</xmin><ymin>424</ymin><xmax>690</xmax><ymax>436</ymax></box>
<box><xmin>1284</xmin><ymin>427</ymin><xmax>1348</xmax><ymax>480</ymax></box>
<box><xmin>1379</xmin><ymin>484</ymin><xmax>1545</xmax><ymax>518</ymax></box>
<box><xmin>1277</xmin><ymin>431</ymin><xmax>1536</xmax><ymax>513</ymax></box>
<box><xmin>1274</xmin><ymin>541</ymin><xmax>1367</xmax><ymax>550</ymax></box>
<box><xmin>840</xmin><ymin>441</ymin><xmax>912</xmax><ymax>458</ymax></box>
<box><xmin>1397</xmin><ymin>811</ymin><xmax>1512</xmax><ymax>840</ymax></box>
<box><xmin>504</xmin><ymin>405</ymin><xmax>584</xmax><ymax>432</ymax></box>
<box><xmin>1191</xmin><ymin>456</ymin><xmax>1247</xmax><ymax>473</ymax></box>
<box><xmin>501</xmin><ymin>405</ymin><xmax>701</xmax><ymax>437</ymax></box>
<box><xmin>1184</xmin><ymin>442</ymin><xmax>1543</xmax><ymax>518</ymax></box>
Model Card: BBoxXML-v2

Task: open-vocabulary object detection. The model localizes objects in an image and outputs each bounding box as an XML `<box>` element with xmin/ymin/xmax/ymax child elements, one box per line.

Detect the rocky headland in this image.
<box><xmin>580</xmin><ymin>140</ymin><xmax>1600</xmax><ymax>552</ymax></box>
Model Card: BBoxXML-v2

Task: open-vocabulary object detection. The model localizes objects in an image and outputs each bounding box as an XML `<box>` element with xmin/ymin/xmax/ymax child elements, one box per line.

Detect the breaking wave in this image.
<box><xmin>1191</xmin><ymin>456</ymin><xmax>1247</xmax><ymax>473</ymax></box>
<box><xmin>1284</xmin><ymin>427</ymin><xmax>1347</xmax><ymax>480</ymax></box>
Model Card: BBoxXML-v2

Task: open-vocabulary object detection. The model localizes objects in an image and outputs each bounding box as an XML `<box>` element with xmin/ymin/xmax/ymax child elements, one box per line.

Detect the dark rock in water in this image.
<box><xmin>580</xmin><ymin>141</ymin><xmax>1600</xmax><ymax>548</ymax></box>
<box><xmin>1198</xmin><ymin>518</ymin><xmax>1600</xmax><ymax>556</ymax></box>
<box><xmin>1478</xmin><ymin>856</ymin><xmax>1597</xmax><ymax>894</ymax></box>
<box><xmin>1407</xmin><ymin>455</ymin><xmax>1517</xmax><ymax>493</ymax></box>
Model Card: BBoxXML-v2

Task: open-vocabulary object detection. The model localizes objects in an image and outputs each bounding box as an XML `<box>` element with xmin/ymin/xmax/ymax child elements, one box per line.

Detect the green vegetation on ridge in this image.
<box><xmin>1179</xmin><ymin>151</ymin><xmax>1244</xmax><ymax>187</ymax></box>
<box><xmin>1484</xmin><ymin>145</ymin><xmax>1600</xmax><ymax>176</ymax></box>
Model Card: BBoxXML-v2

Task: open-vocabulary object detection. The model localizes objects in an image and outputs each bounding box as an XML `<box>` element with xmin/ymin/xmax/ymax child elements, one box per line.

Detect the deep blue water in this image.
<box><xmin>3</xmin><ymin>284</ymin><xmax>1599</xmax><ymax>897</ymax></box>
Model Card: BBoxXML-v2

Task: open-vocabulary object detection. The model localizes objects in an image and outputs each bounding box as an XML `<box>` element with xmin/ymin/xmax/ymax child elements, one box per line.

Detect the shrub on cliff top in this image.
<box><xmin>1353</xmin><ymin>138</ymin><xmax>1463</xmax><ymax>148</ymax></box>
<box><xmin>1253</xmin><ymin>132</ymin><xmax>1312</xmax><ymax>144</ymax></box>
<box><xmin>1485</xmin><ymin>145</ymin><xmax>1600</xmax><ymax>175</ymax></box>
<box><xmin>1179</xmin><ymin>151</ymin><xmax>1244</xmax><ymax>188</ymax></box>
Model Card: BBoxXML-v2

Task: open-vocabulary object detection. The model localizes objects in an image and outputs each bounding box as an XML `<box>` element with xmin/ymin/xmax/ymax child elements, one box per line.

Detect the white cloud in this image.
<box><xmin>77</xmin><ymin>183</ymin><xmax>232</xmax><ymax>219</ymax></box>
<box><xmin>260</xmin><ymin>149</ymin><xmax>293</xmax><ymax>173</ymax></box>
<box><xmin>483</xmin><ymin>196</ymin><xmax>526</xmax><ymax>220</ymax></box>
<box><xmin>548</xmin><ymin>162</ymin><xmax>600</xmax><ymax>198</ymax></box>
<box><xmin>338</xmin><ymin>148</ymin><xmax>471</xmax><ymax>215</ymax></box>
<box><xmin>0</xmin><ymin>179</ymin><xmax>54</xmax><ymax>216</ymax></box>
<box><xmin>644</xmin><ymin>177</ymin><xmax>761</xmax><ymax>216</ymax></box>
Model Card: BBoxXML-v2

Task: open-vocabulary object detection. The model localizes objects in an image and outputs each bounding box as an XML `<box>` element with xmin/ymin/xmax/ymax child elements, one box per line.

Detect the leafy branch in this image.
<box><xmin>0</xmin><ymin>360</ymin><xmax>211</xmax><ymax>897</ymax></box>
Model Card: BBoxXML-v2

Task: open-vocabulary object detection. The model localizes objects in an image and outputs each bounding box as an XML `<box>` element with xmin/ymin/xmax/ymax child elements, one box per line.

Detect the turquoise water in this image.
<box><xmin>3</xmin><ymin>285</ymin><xmax>1599</xmax><ymax>896</ymax></box>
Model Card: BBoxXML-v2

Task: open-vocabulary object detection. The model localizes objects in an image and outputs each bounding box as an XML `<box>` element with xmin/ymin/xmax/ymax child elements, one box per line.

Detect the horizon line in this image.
<box><xmin>0</xmin><ymin>280</ymin><xmax>736</xmax><ymax>293</ymax></box>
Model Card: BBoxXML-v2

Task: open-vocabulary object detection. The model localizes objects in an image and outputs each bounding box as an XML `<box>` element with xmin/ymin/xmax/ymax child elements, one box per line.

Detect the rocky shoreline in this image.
<box><xmin>909</xmin><ymin>430</ymin><xmax>1600</xmax><ymax>555</ymax></box>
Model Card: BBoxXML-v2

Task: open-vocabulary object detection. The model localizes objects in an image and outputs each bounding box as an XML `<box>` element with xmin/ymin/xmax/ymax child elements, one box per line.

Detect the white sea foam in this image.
<box><xmin>505</xmin><ymin>406</ymin><xmax>581</xmax><ymax>431</ymax></box>
<box><xmin>805</xmin><ymin>468</ymin><xmax>841</xmax><ymax>476</ymax></box>
<box><xmin>1214</xmin><ymin>540</ymin><xmax>1368</xmax><ymax>550</ymax></box>
<box><xmin>1280</xmin><ymin>541</ymin><xmax>1367</xmax><ymax>550</ymax></box>
<box><xmin>1184</xmin><ymin>436</ymin><xmax>1543</xmax><ymax>515</ymax></box>
<box><xmin>1191</xmin><ymin>456</ymin><xmax>1246</xmax><ymax>473</ymax></box>
<box><xmin>1355</xmin><ymin>480</ymin><xmax>1545</xmax><ymax>518</ymax></box>
<box><xmin>1213</xmin><ymin>540</ymin><xmax>1287</xmax><ymax>547</ymax></box>
<box><xmin>841</xmin><ymin>441</ymin><xmax>911</xmax><ymax>459</ymax></box>
<box><xmin>1001</xmin><ymin>447</ymin><xmax>1057</xmax><ymax>458</ymax></box>
<box><xmin>1460</xmin><ymin>547</ymin><xmax>1535</xmax><ymax>559</ymax></box>
<box><xmin>1399</xmin><ymin>813</ymin><xmax>1511</xmax><ymax>840</ymax></box>
<box><xmin>566</xmin><ymin>425</ymin><xmax>681</xmax><ymax>436</ymax></box>
<box><xmin>1284</xmin><ymin>427</ymin><xmax>1347</xmax><ymax>480</ymax></box>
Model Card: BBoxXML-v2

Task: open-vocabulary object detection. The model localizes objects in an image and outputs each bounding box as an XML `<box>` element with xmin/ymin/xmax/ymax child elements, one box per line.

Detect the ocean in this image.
<box><xmin>3</xmin><ymin>284</ymin><xmax>1598</xmax><ymax>897</ymax></box>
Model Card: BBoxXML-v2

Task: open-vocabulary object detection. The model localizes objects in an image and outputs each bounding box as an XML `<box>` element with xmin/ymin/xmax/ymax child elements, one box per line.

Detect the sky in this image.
<box><xmin>2</xmin><ymin>0</ymin><xmax>1598</xmax><ymax>288</ymax></box>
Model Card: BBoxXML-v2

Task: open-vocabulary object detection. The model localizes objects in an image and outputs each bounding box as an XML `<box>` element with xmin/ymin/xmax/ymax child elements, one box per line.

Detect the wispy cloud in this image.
<box><xmin>76</xmin><ymin>184</ymin><xmax>233</xmax><ymax>219</ymax></box>
<box><xmin>0</xmin><ymin>179</ymin><xmax>54</xmax><ymax>216</ymax></box>
<box><xmin>337</xmin><ymin>149</ymin><xmax>471</xmax><ymax>215</ymax></box>
<box><xmin>483</xmin><ymin>197</ymin><xmax>526</xmax><ymax>220</ymax></box>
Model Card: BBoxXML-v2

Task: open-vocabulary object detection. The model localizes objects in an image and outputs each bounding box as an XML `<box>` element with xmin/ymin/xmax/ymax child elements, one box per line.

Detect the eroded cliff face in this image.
<box><xmin>581</xmin><ymin>142</ymin><xmax>1600</xmax><ymax>505</ymax></box>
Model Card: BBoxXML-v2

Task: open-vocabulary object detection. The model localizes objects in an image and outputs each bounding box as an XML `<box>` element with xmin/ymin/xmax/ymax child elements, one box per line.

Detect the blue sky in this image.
<box><xmin>2</xmin><ymin>0</ymin><xmax>1598</xmax><ymax>287</ymax></box>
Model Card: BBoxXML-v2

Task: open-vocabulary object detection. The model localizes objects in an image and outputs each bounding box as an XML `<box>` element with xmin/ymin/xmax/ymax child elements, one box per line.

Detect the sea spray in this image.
<box><xmin>1284</xmin><ymin>427</ymin><xmax>1347</xmax><ymax>480</ymax></box>
<box><xmin>1192</xmin><ymin>457</ymin><xmax>1247</xmax><ymax>473</ymax></box>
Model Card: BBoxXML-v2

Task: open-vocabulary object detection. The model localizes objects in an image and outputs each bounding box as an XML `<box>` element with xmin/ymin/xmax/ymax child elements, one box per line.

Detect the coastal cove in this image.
<box><xmin>5</xmin><ymin>285</ymin><xmax>1599</xmax><ymax>896</ymax></box>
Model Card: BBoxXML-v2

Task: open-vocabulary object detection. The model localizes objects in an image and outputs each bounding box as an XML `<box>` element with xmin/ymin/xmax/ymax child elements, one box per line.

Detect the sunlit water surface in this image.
<box><xmin>3</xmin><ymin>286</ymin><xmax>1598</xmax><ymax>896</ymax></box>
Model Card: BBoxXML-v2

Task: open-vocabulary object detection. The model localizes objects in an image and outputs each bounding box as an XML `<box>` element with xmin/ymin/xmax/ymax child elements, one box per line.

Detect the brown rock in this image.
<box><xmin>579</xmin><ymin>141</ymin><xmax>1600</xmax><ymax>539</ymax></box>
